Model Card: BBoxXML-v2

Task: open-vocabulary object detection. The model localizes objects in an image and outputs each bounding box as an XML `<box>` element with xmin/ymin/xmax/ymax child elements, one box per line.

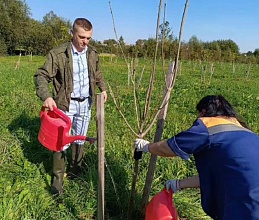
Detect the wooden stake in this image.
<box><xmin>246</xmin><ymin>63</ymin><xmax>252</xmax><ymax>80</ymax></box>
<box><xmin>97</xmin><ymin>93</ymin><xmax>105</xmax><ymax>220</ymax></box>
<box><xmin>15</xmin><ymin>53</ymin><xmax>21</xmax><ymax>70</ymax></box>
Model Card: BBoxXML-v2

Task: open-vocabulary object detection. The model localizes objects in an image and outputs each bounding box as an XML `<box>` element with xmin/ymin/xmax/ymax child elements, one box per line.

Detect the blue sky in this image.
<box><xmin>25</xmin><ymin>0</ymin><xmax>258</xmax><ymax>53</ymax></box>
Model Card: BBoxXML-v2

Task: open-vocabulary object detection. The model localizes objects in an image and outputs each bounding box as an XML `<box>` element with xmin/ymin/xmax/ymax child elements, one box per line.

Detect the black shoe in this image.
<box><xmin>50</xmin><ymin>186</ymin><xmax>64</xmax><ymax>196</ymax></box>
<box><xmin>67</xmin><ymin>166</ymin><xmax>82</xmax><ymax>180</ymax></box>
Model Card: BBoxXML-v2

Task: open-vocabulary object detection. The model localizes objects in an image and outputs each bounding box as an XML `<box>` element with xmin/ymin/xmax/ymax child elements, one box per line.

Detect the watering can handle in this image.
<box><xmin>52</xmin><ymin>106</ymin><xmax>71</xmax><ymax>124</ymax></box>
<box><xmin>40</xmin><ymin>106</ymin><xmax>48</xmax><ymax>118</ymax></box>
<box><xmin>40</xmin><ymin>106</ymin><xmax>71</xmax><ymax>124</ymax></box>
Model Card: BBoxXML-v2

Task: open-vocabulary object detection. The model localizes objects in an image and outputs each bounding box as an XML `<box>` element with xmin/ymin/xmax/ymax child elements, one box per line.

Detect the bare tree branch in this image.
<box><xmin>142</xmin><ymin>0</ymin><xmax>190</xmax><ymax>137</ymax></box>
<box><xmin>107</xmin><ymin>82</ymin><xmax>139</xmax><ymax>137</ymax></box>
<box><xmin>109</xmin><ymin>1</ymin><xmax>131</xmax><ymax>85</ymax></box>
<box><xmin>142</xmin><ymin>62</ymin><xmax>174</xmax><ymax>137</ymax></box>
<box><xmin>161</xmin><ymin>2</ymin><xmax>167</xmax><ymax>73</ymax></box>
<box><xmin>141</xmin><ymin>0</ymin><xmax>190</xmax><ymax>216</ymax></box>
<box><xmin>131</xmin><ymin>60</ymin><xmax>141</xmax><ymax>131</ymax></box>
<box><xmin>172</xmin><ymin>0</ymin><xmax>189</xmax><ymax>86</ymax></box>
<box><xmin>141</xmin><ymin>0</ymin><xmax>163</xmax><ymax>131</ymax></box>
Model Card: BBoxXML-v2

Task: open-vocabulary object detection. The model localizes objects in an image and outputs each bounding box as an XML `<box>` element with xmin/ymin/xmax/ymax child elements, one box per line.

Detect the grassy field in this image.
<box><xmin>0</xmin><ymin>55</ymin><xmax>259</xmax><ymax>219</ymax></box>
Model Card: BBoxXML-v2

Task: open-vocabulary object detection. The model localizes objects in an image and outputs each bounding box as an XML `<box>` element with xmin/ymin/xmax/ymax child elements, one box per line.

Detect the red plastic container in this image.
<box><xmin>38</xmin><ymin>107</ymin><xmax>86</xmax><ymax>151</ymax></box>
<box><xmin>145</xmin><ymin>188</ymin><xmax>178</xmax><ymax>220</ymax></box>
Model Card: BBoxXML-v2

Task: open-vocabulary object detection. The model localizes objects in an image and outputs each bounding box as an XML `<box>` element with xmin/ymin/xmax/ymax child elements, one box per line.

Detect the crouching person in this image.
<box><xmin>134</xmin><ymin>95</ymin><xmax>259</xmax><ymax>220</ymax></box>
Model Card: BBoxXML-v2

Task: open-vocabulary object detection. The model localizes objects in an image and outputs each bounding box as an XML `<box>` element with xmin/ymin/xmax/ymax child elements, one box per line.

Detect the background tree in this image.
<box><xmin>103</xmin><ymin>39</ymin><xmax>117</xmax><ymax>55</ymax></box>
<box><xmin>0</xmin><ymin>0</ymin><xmax>30</xmax><ymax>54</ymax></box>
<box><xmin>0</xmin><ymin>0</ymin><xmax>257</xmax><ymax>64</ymax></box>
<box><xmin>159</xmin><ymin>21</ymin><xmax>173</xmax><ymax>41</ymax></box>
<box><xmin>118</xmin><ymin>36</ymin><xmax>125</xmax><ymax>46</ymax></box>
<box><xmin>24</xmin><ymin>19</ymin><xmax>55</xmax><ymax>55</ymax></box>
<box><xmin>187</xmin><ymin>35</ymin><xmax>203</xmax><ymax>60</ymax></box>
<box><xmin>117</xmin><ymin>36</ymin><xmax>126</xmax><ymax>56</ymax></box>
<box><xmin>0</xmin><ymin>38</ymin><xmax>7</xmax><ymax>55</ymax></box>
<box><xmin>144</xmin><ymin>38</ymin><xmax>157</xmax><ymax>58</ymax></box>
<box><xmin>253</xmin><ymin>48</ymin><xmax>259</xmax><ymax>57</ymax></box>
<box><xmin>42</xmin><ymin>11</ymin><xmax>71</xmax><ymax>47</ymax></box>
<box><xmin>158</xmin><ymin>21</ymin><xmax>175</xmax><ymax>60</ymax></box>
<box><xmin>135</xmin><ymin>39</ymin><xmax>145</xmax><ymax>58</ymax></box>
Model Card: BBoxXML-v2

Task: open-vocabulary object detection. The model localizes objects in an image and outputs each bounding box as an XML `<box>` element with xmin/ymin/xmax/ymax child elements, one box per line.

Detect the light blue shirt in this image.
<box><xmin>71</xmin><ymin>44</ymin><xmax>90</xmax><ymax>98</ymax></box>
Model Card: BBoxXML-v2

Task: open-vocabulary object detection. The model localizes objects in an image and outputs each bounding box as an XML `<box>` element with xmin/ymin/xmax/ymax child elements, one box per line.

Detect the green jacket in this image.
<box><xmin>34</xmin><ymin>42</ymin><xmax>106</xmax><ymax>111</ymax></box>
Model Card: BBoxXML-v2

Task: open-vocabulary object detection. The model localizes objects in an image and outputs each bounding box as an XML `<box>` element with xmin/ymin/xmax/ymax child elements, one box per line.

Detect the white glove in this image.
<box><xmin>165</xmin><ymin>179</ymin><xmax>181</xmax><ymax>193</ymax></box>
<box><xmin>134</xmin><ymin>138</ymin><xmax>150</xmax><ymax>152</ymax></box>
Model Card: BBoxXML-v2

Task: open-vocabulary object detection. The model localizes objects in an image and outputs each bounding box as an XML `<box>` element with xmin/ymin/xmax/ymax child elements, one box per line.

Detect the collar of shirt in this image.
<box><xmin>71</xmin><ymin>43</ymin><xmax>88</xmax><ymax>55</ymax></box>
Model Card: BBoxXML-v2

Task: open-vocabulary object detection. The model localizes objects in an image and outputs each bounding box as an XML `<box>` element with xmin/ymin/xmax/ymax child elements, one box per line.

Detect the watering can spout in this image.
<box><xmin>63</xmin><ymin>134</ymin><xmax>86</xmax><ymax>146</ymax></box>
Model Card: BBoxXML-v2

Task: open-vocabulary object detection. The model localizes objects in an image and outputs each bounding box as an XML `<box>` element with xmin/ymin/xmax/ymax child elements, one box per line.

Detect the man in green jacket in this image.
<box><xmin>34</xmin><ymin>18</ymin><xmax>107</xmax><ymax>195</ymax></box>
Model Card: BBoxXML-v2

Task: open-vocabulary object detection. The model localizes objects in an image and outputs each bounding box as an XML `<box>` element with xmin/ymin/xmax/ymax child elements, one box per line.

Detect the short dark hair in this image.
<box><xmin>196</xmin><ymin>95</ymin><xmax>249</xmax><ymax>129</ymax></box>
<box><xmin>73</xmin><ymin>18</ymin><xmax>92</xmax><ymax>32</ymax></box>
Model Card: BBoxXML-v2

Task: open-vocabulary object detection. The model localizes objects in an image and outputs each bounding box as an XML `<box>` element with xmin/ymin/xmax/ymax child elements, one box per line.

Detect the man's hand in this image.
<box><xmin>165</xmin><ymin>179</ymin><xmax>181</xmax><ymax>193</ymax></box>
<box><xmin>134</xmin><ymin>138</ymin><xmax>150</xmax><ymax>152</ymax></box>
<box><xmin>43</xmin><ymin>97</ymin><xmax>57</xmax><ymax>111</ymax></box>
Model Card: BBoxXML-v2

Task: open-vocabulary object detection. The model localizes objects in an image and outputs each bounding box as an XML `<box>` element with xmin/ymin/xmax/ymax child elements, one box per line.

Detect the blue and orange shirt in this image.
<box><xmin>167</xmin><ymin>117</ymin><xmax>259</xmax><ymax>220</ymax></box>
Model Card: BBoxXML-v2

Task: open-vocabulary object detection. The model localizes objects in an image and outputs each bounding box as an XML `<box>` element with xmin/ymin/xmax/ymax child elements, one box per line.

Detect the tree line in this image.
<box><xmin>0</xmin><ymin>0</ymin><xmax>258</xmax><ymax>64</ymax></box>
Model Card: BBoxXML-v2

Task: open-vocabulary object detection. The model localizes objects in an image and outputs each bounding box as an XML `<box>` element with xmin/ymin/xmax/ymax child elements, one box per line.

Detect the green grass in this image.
<box><xmin>1</xmin><ymin>55</ymin><xmax>259</xmax><ymax>219</ymax></box>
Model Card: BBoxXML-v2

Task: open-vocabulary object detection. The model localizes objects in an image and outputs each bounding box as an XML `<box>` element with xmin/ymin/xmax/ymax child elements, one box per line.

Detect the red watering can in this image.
<box><xmin>38</xmin><ymin>107</ymin><xmax>94</xmax><ymax>152</ymax></box>
<box><xmin>145</xmin><ymin>188</ymin><xmax>178</xmax><ymax>220</ymax></box>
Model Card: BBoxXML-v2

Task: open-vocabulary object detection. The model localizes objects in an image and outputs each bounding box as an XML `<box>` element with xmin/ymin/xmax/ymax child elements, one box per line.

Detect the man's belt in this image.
<box><xmin>71</xmin><ymin>97</ymin><xmax>88</xmax><ymax>102</ymax></box>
